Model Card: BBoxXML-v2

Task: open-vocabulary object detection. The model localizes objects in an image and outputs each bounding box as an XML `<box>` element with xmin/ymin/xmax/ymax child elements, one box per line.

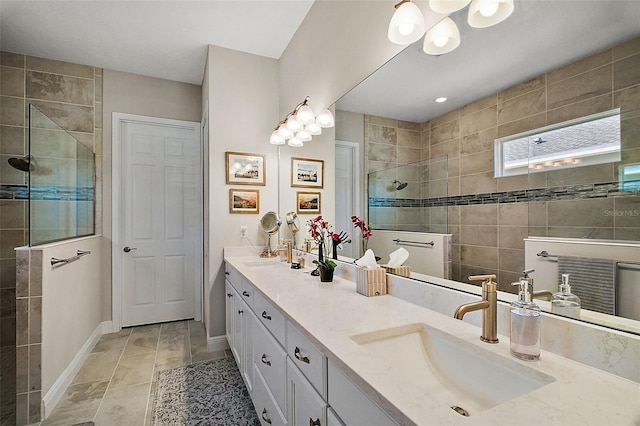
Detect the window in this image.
<box><xmin>494</xmin><ymin>109</ymin><xmax>621</xmax><ymax>178</ymax></box>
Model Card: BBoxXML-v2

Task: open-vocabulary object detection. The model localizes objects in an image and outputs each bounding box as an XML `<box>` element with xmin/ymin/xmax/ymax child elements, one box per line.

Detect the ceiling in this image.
<box><xmin>336</xmin><ymin>0</ymin><xmax>640</xmax><ymax>123</ymax></box>
<box><xmin>0</xmin><ymin>0</ymin><xmax>314</xmax><ymax>85</ymax></box>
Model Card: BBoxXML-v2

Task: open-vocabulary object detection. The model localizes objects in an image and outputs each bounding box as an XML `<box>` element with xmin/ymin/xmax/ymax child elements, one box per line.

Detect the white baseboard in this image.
<box><xmin>42</xmin><ymin>321</ymin><xmax>112</xmax><ymax>418</ymax></box>
<box><xmin>207</xmin><ymin>334</ymin><xmax>230</xmax><ymax>352</ymax></box>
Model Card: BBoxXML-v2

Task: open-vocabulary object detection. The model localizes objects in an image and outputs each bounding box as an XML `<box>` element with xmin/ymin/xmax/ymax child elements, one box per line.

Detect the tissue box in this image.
<box><xmin>356</xmin><ymin>267</ymin><xmax>387</xmax><ymax>297</ymax></box>
<box><xmin>382</xmin><ymin>265</ymin><xmax>411</xmax><ymax>277</ymax></box>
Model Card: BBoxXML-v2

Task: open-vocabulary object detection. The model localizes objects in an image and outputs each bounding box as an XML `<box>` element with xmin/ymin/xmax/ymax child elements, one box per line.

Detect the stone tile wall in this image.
<box><xmin>363</xmin><ymin>36</ymin><xmax>640</xmax><ymax>292</ymax></box>
<box><xmin>0</xmin><ymin>51</ymin><xmax>103</xmax><ymax>424</ymax></box>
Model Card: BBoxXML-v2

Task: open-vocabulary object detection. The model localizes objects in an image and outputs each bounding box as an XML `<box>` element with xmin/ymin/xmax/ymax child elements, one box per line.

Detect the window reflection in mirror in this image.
<box><xmin>495</xmin><ymin>109</ymin><xmax>621</xmax><ymax>178</ymax></box>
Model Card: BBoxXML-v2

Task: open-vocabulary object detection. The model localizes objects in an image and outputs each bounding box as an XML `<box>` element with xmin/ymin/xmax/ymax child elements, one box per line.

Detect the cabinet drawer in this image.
<box><xmin>254</xmin><ymin>320</ymin><xmax>287</xmax><ymax>416</ymax></box>
<box><xmin>254</xmin><ymin>290</ymin><xmax>286</xmax><ymax>346</ymax></box>
<box><xmin>287</xmin><ymin>359</ymin><xmax>326</xmax><ymax>426</ymax></box>
<box><xmin>254</xmin><ymin>364</ymin><xmax>287</xmax><ymax>426</ymax></box>
<box><xmin>327</xmin><ymin>360</ymin><xmax>397</xmax><ymax>426</ymax></box>
<box><xmin>225</xmin><ymin>264</ymin><xmax>254</xmax><ymax>308</ymax></box>
<box><xmin>286</xmin><ymin>323</ymin><xmax>326</xmax><ymax>398</ymax></box>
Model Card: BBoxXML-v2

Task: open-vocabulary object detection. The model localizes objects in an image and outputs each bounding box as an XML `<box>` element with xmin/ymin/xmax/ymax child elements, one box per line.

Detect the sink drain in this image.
<box><xmin>451</xmin><ymin>406</ymin><xmax>470</xmax><ymax>417</ymax></box>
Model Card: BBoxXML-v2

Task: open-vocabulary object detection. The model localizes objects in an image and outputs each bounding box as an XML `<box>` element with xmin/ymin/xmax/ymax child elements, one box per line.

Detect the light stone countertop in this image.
<box><xmin>225</xmin><ymin>255</ymin><xmax>640</xmax><ymax>426</ymax></box>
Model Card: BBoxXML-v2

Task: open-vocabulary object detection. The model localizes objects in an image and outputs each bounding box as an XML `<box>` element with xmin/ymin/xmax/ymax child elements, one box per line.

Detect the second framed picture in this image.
<box><xmin>291</xmin><ymin>157</ymin><xmax>324</xmax><ymax>188</ymax></box>
<box><xmin>229</xmin><ymin>188</ymin><xmax>260</xmax><ymax>214</ymax></box>
<box><xmin>296</xmin><ymin>191</ymin><xmax>321</xmax><ymax>214</ymax></box>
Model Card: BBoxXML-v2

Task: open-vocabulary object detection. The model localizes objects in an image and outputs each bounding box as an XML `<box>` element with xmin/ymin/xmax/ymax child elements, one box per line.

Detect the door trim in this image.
<box><xmin>111</xmin><ymin>112</ymin><xmax>203</xmax><ymax>331</ymax></box>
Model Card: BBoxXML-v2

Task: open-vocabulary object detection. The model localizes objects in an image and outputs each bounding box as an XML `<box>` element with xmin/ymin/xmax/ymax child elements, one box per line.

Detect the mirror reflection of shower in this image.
<box><xmin>7</xmin><ymin>156</ymin><xmax>33</xmax><ymax>172</ymax></box>
<box><xmin>393</xmin><ymin>180</ymin><xmax>408</xmax><ymax>190</ymax></box>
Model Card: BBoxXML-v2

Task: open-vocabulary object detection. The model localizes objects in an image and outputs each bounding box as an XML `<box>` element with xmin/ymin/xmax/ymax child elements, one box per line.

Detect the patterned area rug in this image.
<box><xmin>151</xmin><ymin>357</ymin><xmax>260</xmax><ymax>426</ymax></box>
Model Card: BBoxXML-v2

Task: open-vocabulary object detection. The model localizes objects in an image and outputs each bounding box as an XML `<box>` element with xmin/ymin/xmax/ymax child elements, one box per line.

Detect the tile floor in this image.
<box><xmin>36</xmin><ymin>320</ymin><xmax>229</xmax><ymax>426</ymax></box>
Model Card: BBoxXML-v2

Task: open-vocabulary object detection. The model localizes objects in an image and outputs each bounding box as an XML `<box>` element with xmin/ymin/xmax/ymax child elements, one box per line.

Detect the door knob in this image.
<box><xmin>123</xmin><ymin>246</ymin><xmax>137</xmax><ymax>253</ymax></box>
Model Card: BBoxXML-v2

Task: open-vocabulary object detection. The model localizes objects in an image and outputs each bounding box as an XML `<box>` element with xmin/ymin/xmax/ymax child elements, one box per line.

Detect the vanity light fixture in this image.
<box><xmin>270</xmin><ymin>96</ymin><xmax>335</xmax><ymax>147</ymax></box>
<box><xmin>389</xmin><ymin>0</ymin><xmax>514</xmax><ymax>55</ymax></box>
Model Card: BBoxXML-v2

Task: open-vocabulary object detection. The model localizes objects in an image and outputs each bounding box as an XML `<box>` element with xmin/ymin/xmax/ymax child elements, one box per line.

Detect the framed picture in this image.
<box><xmin>226</xmin><ymin>151</ymin><xmax>266</xmax><ymax>186</ymax></box>
<box><xmin>229</xmin><ymin>188</ymin><xmax>260</xmax><ymax>214</ymax></box>
<box><xmin>291</xmin><ymin>157</ymin><xmax>324</xmax><ymax>188</ymax></box>
<box><xmin>296</xmin><ymin>191</ymin><xmax>321</xmax><ymax>214</ymax></box>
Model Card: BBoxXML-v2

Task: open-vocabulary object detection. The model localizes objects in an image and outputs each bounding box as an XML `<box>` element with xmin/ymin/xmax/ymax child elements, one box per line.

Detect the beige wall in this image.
<box><xmin>204</xmin><ymin>46</ymin><xmax>279</xmax><ymax>338</ymax></box>
<box><xmin>102</xmin><ymin>69</ymin><xmax>202</xmax><ymax>321</ymax></box>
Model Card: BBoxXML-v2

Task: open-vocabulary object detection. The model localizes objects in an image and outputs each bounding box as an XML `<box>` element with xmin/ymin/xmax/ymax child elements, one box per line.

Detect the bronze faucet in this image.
<box><xmin>521</xmin><ymin>269</ymin><xmax>554</xmax><ymax>301</ymax></box>
<box><xmin>454</xmin><ymin>274</ymin><xmax>499</xmax><ymax>343</ymax></box>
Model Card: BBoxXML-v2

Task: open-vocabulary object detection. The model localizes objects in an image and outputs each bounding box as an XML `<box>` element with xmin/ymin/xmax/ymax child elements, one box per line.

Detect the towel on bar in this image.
<box><xmin>557</xmin><ymin>256</ymin><xmax>617</xmax><ymax>315</ymax></box>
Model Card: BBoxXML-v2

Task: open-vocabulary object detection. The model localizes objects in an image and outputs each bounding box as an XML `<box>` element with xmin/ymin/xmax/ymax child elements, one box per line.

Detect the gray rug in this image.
<box><xmin>151</xmin><ymin>357</ymin><xmax>260</xmax><ymax>426</ymax></box>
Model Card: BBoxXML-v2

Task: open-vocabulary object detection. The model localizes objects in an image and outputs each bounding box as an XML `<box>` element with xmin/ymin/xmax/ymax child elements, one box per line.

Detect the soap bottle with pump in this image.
<box><xmin>510</xmin><ymin>280</ymin><xmax>541</xmax><ymax>361</ymax></box>
<box><xmin>551</xmin><ymin>274</ymin><xmax>581</xmax><ymax>318</ymax></box>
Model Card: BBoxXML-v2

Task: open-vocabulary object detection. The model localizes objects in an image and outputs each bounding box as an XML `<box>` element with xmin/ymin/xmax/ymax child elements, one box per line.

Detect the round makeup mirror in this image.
<box><xmin>259</xmin><ymin>211</ymin><xmax>281</xmax><ymax>258</ymax></box>
<box><xmin>285</xmin><ymin>212</ymin><xmax>300</xmax><ymax>248</ymax></box>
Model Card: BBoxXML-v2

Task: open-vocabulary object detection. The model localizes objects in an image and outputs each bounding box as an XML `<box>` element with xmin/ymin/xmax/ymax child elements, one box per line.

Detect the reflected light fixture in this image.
<box><xmin>423</xmin><ymin>17</ymin><xmax>460</xmax><ymax>55</ymax></box>
<box><xmin>389</xmin><ymin>0</ymin><xmax>514</xmax><ymax>55</ymax></box>
<box><xmin>270</xmin><ymin>96</ymin><xmax>335</xmax><ymax>147</ymax></box>
<box><xmin>435</xmin><ymin>97</ymin><xmax>448</xmax><ymax>103</ymax></box>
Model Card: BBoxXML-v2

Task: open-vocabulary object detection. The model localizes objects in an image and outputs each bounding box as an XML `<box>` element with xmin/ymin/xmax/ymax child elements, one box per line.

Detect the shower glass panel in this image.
<box><xmin>28</xmin><ymin>104</ymin><xmax>95</xmax><ymax>245</ymax></box>
<box><xmin>368</xmin><ymin>156</ymin><xmax>448</xmax><ymax>232</ymax></box>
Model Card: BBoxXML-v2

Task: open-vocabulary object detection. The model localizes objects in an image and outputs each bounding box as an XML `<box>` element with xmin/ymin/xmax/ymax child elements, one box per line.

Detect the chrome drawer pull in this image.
<box><xmin>309</xmin><ymin>418</ymin><xmax>321</xmax><ymax>426</ymax></box>
<box><xmin>242</xmin><ymin>290</ymin><xmax>250</xmax><ymax>297</ymax></box>
<box><xmin>261</xmin><ymin>311</ymin><xmax>272</xmax><ymax>320</ymax></box>
<box><xmin>238</xmin><ymin>310</ymin><xmax>243</xmax><ymax>315</ymax></box>
<box><xmin>261</xmin><ymin>354</ymin><xmax>271</xmax><ymax>366</ymax></box>
<box><xmin>227</xmin><ymin>293</ymin><xmax>233</xmax><ymax>298</ymax></box>
<box><xmin>294</xmin><ymin>346</ymin><xmax>310</xmax><ymax>364</ymax></box>
<box><xmin>225</xmin><ymin>271</ymin><xmax>230</xmax><ymax>275</ymax></box>
<box><xmin>262</xmin><ymin>408</ymin><xmax>272</xmax><ymax>424</ymax></box>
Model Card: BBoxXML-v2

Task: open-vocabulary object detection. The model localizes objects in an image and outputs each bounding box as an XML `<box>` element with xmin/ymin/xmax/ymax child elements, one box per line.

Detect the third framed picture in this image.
<box><xmin>291</xmin><ymin>157</ymin><xmax>324</xmax><ymax>188</ymax></box>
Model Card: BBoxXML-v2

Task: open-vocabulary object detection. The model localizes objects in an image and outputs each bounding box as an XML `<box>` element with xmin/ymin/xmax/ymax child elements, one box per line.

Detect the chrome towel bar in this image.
<box><xmin>537</xmin><ymin>250</ymin><xmax>640</xmax><ymax>267</ymax></box>
<box><xmin>393</xmin><ymin>238</ymin><xmax>434</xmax><ymax>247</ymax></box>
<box><xmin>51</xmin><ymin>250</ymin><xmax>91</xmax><ymax>266</ymax></box>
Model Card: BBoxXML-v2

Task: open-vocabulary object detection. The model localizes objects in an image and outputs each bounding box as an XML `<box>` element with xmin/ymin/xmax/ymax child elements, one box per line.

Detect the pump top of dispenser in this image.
<box><xmin>512</xmin><ymin>280</ymin><xmax>533</xmax><ymax>303</ymax></box>
<box><xmin>559</xmin><ymin>273</ymin><xmax>572</xmax><ymax>294</ymax></box>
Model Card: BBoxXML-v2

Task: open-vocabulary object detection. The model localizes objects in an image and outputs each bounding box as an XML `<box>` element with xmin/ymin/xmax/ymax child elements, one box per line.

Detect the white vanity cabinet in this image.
<box><xmin>225</xmin><ymin>261</ymin><xmax>397</xmax><ymax>426</ymax></box>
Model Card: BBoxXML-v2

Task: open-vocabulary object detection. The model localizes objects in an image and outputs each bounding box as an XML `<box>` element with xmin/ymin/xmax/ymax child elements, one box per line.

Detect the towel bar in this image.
<box><xmin>51</xmin><ymin>250</ymin><xmax>91</xmax><ymax>266</ymax></box>
<box><xmin>393</xmin><ymin>238</ymin><xmax>434</xmax><ymax>247</ymax></box>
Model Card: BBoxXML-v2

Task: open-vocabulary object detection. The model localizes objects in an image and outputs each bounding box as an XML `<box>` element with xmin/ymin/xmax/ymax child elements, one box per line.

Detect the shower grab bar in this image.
<box><xmin>51</xmin><ymin>250</ymin><xmax>91</xmax><ymax>266</ymax></box>
<box><xmin>537</xmin><ymin>250</ymin><xmax>640</xmax><ymax>267</ymax></box>
<box><xmin>393</xmin><ymin>238</ymin><xmax>434</xmax><ymax>247</ymax></box>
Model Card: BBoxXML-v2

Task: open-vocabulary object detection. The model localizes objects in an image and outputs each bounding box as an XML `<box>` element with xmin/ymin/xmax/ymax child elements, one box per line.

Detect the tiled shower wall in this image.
<box><xmin>0</xmin><ymin>52</ymin><xmax>103</xmax><ymax>424</ymax></box>
<box><xmin>362</xmin><ymin>36</ymin><xmax>640</xmax><ymax>292</ymax></box>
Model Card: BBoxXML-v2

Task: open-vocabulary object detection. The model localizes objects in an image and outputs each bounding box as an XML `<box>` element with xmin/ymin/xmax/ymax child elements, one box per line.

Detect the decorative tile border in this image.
<box><xmin>0</xmin><ymin>185</ymin><xmax>93</xmax><ymax>201</ymax></box>
<box><xmin>369</xmin><ymin>181</ymin><xmax>640</xmax><ymax>208</ymax></box>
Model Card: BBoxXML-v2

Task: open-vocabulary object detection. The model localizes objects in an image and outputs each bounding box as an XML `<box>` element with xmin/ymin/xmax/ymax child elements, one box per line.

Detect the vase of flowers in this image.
<box><xmin>308</xmin><ymin>215</ymin><xmax>339</xmax><ymax>277</ymax></box>
<box><xmin>313</xmin><ymin>259</ymin><xmax>337</xmax><ymax>282</ymax></box>
<box><xmin>351</xmin><ymin>215</ymin><xmax>373</xmax><ymax>256</ymax></box>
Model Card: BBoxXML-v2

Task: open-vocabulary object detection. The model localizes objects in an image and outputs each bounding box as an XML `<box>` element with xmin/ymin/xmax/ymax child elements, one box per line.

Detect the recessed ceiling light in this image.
<box><xmin>435</xmin><ymin>97</ymin><xmax>447</xmax><ymax>103</ymax></box>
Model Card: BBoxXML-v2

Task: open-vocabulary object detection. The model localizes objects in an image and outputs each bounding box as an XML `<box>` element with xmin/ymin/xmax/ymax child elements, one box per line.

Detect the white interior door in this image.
<box><xmin>119</xmin><ymin>118</ymin><xmax>201</xmax><ymax>327</ymax></box>
<box><xmin>335</xmin><ymin>141</ymin><xmax>360</xmax><ymax>259</ymax></box>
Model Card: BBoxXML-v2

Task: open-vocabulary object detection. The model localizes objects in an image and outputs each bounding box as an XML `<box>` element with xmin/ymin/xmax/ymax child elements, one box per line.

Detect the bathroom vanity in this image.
<box><xmin>224</xmin><ymin>250</ymin><xmax>639</xmax><ymax>425</ymax></box>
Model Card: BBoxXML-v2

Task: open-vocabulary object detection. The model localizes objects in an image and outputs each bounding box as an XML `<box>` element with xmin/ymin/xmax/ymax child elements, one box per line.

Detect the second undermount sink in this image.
<box><xmin>351</xmin><ymin>323</ymin><xmax>555</xmax><ymax>417</ymax></box>
<box><xmin>243</xmin><ymin>259</ymin><xmax>289</xmax><ymax>269</ymax></box>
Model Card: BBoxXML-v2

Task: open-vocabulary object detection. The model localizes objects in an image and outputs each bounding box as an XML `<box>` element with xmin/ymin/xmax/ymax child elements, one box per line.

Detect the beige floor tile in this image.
<box><xmin>122</xmin><ymin>330</ymin><xmax>159</xmax><ymax>357</ymax></box>
<box><xmin>42</xmin><ymin>380</ymin><xmax>108</xmax><ymax>425</ymax></box>
<box><xmin>110</xmin><ymin>352</ymin><xmax>155</xmax><ymax>389</ymax></box>
<box><xmin>160</xmin><ymin>321</ymin><xmax>188</xmax><ymax>336</ymax></box>
<box><xmin>71</xmin><ymin>352</ymin><xmax>121</xmax><ymax>385</ymax></box>
<box><xmin>192</xmin><ymin>349</ymin><xmax>227</xmax><ymax>363</ymax></box>
<box><xmin>154</xmin><ymin>354</ymin><xmax>191</xmax><ymax>372</ymax></box>
<box><xmin>157</xmin><ymin>333</ymin><xmax>190</xmax><ymax>360</ymax></box>
<box><xmin>94</xmin><ymin>382</ymin><xmax>151</xmax><ymax>426</ymax></box>
<box><xmin>92</xmin><ymin>330</ymin><xmax>131</xmax><ymax>354</ymax></box>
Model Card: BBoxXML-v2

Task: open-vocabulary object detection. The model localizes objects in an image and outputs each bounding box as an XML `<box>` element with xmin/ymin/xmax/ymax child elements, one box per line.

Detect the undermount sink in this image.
<box><xmin>351</xmin><ymin>323</ymin><xmax>555</xmax><ymax>417</ymax></box>
<box><xmin>243</xmin><ymin>259</ymin><xmax>289</xmax><ymax>268</ymax></box>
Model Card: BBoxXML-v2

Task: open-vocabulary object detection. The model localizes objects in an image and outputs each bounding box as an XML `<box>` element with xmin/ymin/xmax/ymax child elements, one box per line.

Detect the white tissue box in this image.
<box><xmin>356</xmin><ymin>267</ymin><xmax>387</xmax><ymax>297</ymax></box>
<box><xmin>381</xmin><ymin>265</ymin><xmax>410</xmax><ymax>277</ymax></box>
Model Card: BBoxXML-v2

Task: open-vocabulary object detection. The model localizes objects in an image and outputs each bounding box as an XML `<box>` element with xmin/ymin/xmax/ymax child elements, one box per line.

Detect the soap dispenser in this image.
<box><xmin>551</xmin><ymin>274</ymin><xmax>581</xmax><ymax>318</ymax></box>
<box><xmin>510</xmin><ymin>280</ymin><xmax>541</xmax><ymax>361</ymax></box>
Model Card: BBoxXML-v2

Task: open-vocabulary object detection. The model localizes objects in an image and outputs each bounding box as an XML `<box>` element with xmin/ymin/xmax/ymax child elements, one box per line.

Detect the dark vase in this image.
<box><xmin>332</xmin><ymin>240</ymin><xmax>339</xmax><ymax>260</ymax></box>
<box><xmin>318</xmin><ymin>240</ymin><xmax>324</xmax><ymax>262</ymax></box>
<box><xmin>319</xmin><ymin>267</ymin><xmax>334</xmax><ymax>282</ymax></box>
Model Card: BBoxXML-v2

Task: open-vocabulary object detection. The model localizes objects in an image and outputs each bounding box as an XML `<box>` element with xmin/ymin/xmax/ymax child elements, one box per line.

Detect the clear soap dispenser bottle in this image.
<box><xmin>510</xmin><ymin>280</ymin><xmax>541</xmax><ymax>361</ymax></box>
<box><xmin>551</xmin><ymin>274</ymin><xmax>581</xmax><ymax>318</ymax></box>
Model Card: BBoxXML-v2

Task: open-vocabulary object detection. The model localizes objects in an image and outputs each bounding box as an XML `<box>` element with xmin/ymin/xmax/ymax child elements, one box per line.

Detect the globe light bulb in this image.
<box><xmin>479</xmin><ymin>1</ymin><xmax>499</xmax><ymax>16</ymax></box>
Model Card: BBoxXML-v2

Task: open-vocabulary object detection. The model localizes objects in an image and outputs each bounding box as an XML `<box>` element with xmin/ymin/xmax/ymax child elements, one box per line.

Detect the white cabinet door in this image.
<box><xmin>225</xmin><ymin>280</ymin><xmax>234</xmax><ymax>349</ymax></box>
<box><xmin>288</xmin><ymin>359</ymin><xmax>326</xmax><ymax>426</ymax></box>
<box><xmin>326</xmin><ymin>408</ymin><xmax>344</xmax><ymax>426</ymax></box>
<box><xmin>242</xmin><ymin>303</ymin><xmax>254</xmax><ymax>394</ymax></box>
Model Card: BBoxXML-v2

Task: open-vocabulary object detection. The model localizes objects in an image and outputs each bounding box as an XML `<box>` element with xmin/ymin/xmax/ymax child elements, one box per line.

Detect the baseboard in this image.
<box><xmin>207</xmin><ymin>334</ymin><xmax>230</xmax><ymax>352</ymax></box>
<box><xmin>42</xmin><ymin>321</ymin><xmax>112</xmax><ymax>418</ymax></box>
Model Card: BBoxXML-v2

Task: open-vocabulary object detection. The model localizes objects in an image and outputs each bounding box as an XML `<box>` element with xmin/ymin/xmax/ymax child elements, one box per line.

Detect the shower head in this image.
<box><xmin>7</xmin><ymin>156</ymin><xmax>33</xmax><ymax>172</ymax></box>
<box><xmin>393</xmin><ymin>180</ymin><xmax>408</xmax><ymax>190</ymax></box>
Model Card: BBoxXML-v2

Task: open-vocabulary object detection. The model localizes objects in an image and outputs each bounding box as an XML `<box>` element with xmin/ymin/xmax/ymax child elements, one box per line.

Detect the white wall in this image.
<box><xmin>40</xmin><ymin>236</ymin><xmax>102</xmax><ymax>395</ymax></box>
<box><xmin>102</xmin><ymin>69</ymin><xmax>202</xmax><ymax>322</ymax></box>
<box><xmin>204</xmin><ymin>46</ymin><xmax>280</xmax><ymax>338</ymax></box>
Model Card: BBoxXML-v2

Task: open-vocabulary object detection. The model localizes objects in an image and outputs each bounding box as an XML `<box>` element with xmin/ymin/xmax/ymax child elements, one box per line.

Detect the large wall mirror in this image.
<box><xmin>332</xmin><ymin>1</ymin><xmax>640</xmax><ymax>334</ymax></box>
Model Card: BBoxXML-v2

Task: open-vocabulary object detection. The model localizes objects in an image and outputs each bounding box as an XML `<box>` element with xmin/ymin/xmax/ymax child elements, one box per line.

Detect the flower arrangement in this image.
<box><xmin>308</xmin><ymin>215</ymin><xmax>339</xmax><ymax>252</ymax></box>
<box><xmin>351</xmin><ymin>215</ymin><xmax>373</xmax><ymax>255</ymax></box>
